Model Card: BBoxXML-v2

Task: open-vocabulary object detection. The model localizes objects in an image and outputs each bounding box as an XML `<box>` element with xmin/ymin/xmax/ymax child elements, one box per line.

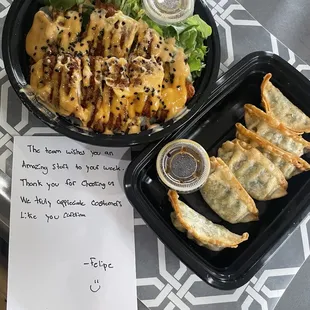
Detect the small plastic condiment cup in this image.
<box><xmin>142</xmin><ymin>0</ymin><xmax>195</xmax><ymax>26</ymax></box>
<box><xmin>156</xmin><ymin>139</ymin><xmax>210</xmax><ymax>194</ymax></box>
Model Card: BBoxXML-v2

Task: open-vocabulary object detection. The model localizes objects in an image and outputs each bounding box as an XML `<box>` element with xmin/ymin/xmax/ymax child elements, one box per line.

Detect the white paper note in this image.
<box><xmin>7</xmin><ymin>136</ymin><xmax>137</xmax><ymax>310</ymax></box>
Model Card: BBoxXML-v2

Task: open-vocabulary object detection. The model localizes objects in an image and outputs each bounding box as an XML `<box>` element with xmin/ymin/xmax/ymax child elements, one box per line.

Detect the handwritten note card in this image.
<box><xmin>7</xmin><ymin>136</ymin><xmax>137</xmax><ymax>310</ymax></box>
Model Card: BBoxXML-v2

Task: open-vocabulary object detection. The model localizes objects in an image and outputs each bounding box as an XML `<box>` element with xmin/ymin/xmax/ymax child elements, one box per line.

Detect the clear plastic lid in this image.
<box><xmin>143</xmin><ymin>0</ymin><xmax>195</xmax><ymax>26</ymax></box>
<box><xmin>156</xmin><ymin>139</ymin><xmax>210</xmax><ymax>194</ymax></box>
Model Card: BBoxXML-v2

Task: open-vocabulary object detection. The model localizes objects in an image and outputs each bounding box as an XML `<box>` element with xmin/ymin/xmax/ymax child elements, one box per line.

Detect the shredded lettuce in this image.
<box><xmin>39</xmin><ymin>0</ymin><xmax>212</xmax><ymax>79</ymax></box>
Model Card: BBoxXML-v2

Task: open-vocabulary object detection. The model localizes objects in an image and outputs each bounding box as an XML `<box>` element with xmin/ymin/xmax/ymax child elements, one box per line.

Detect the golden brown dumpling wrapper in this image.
<box><xmin>236</xmin><ymin>123</ymin><xmax>310</xmax><ymax>179</ymax></box>
<box><xmin>261</xmin><ymin>73</ymin><xmax>310</xmax><ymax>133</ymax></box>
<box><xmin>244</xmin><ymin>104</ymin><xmax>310</xmax><ymax>157</ymax></box>
<box><xmin>218</xmin><ymin>139</ymin><xmax>288</xmax><ymax>200</ymax></box>
<box><xmin>168</xmin><ymin>190</ymin><xmax>249</xmax><ymax>251</ymax></box>
<box><xmin>200</xmin><ymin>157</ymin><xmax>258</xmax><ymax>224</ymax></box>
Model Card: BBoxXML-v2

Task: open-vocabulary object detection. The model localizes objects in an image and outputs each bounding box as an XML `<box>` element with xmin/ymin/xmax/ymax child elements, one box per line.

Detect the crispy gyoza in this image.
<box><xmin>261</xmin><ymin>73</ymin><xmax>310</xmax><ymax>133</ymax></box>
<box><xmin>168</xmin><ymin>190</ymin><xmax>249</xmax><ymax>251</ymax></box>
<box><xmin>218</xmin><ymin>139</ymin><xmax>288</xmax><ymax>200</ymax></box>
<box><xmin>244</xmin><ymin>104</ymin><xmax>310</xmax><ymax>156</ymax></box>
<box><xmin>200</xmin><ymin>157</ymin><xmax>258</xmax><ymax>224</ymax></box>
<box><xmin>236</xmin><ymin>123</ymin><xmax>310</xmax><ymax>179</ymax></box>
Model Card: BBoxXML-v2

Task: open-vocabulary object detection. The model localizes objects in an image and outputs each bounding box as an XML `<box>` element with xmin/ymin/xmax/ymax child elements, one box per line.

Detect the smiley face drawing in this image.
<box><xmin>90</xmin><ymin>279</ymin><xmax>101</xmax><ymax>293</ymax></box>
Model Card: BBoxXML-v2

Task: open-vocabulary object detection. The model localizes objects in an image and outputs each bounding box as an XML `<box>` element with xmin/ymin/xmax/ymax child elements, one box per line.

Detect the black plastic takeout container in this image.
<box><xmin>2</xmin><ymin>0</ymin><xmax>220</xmax><ymax>147</ymax></box>
<box><xmin>124</xmin><ymin>51</ymin><xmax>310</xmax><ymax>290</ymax></box>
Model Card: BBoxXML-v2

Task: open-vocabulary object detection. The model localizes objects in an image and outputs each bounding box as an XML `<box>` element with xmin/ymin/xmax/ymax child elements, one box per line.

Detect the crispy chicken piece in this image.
<box><xmin>27</xmin><ymin>5</ymin><xmax>195</xmax><ymax>134</ymax></box>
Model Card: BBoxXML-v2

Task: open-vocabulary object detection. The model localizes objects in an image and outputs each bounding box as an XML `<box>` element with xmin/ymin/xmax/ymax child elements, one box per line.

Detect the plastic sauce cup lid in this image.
<box><xmin>156</xmin><ymin>139</ymin><xmax>210</xmax><ymax>193</ymax></box>
<box><xmin>142</xmin><ymin>0</ymin><xmax>195</xmax><ymax>26</ymax></box>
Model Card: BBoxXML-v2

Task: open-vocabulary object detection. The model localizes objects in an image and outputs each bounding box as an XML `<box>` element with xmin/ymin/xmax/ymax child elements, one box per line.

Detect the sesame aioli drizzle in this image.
<box><xmin>26</xmin><ymin>8</ymin><xmax>194</xmax><ymax>134</ymax></box>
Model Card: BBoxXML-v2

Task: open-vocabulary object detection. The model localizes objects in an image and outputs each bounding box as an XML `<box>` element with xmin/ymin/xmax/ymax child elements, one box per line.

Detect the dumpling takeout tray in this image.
<box><xmin>124</xmin><ymin>51</ymin><xmax>310</xmax><ymax>290</ymax></box>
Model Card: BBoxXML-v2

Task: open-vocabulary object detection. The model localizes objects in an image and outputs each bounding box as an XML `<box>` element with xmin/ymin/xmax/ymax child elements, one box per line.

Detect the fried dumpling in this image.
<box><xmin>261</xmin><ymin>73</ymin><xmax>310</xmax><ymax>133</ymax></box>
<box><xmin>244</xmin><ymin>104</ymin><xmax>310</xmax><ymax>156</ymax></box>
<box><xmin>168</xmin><ymin>190</ymin><xmax>249</xmax><ymax>251</ymax></box>
<box><xmin>200</xmin><ymin>157</ymin><xmax>258</xmax><ymax>224</ymax></box>
<box><xmin>236</xmin><ymin>123</ymin><xmax>310</xmax><ymax>179</ymax></box>
<box><xmin>218</xmin><ymin>139</ymin><xmax>288</xmax><ymax>200</ymax></box>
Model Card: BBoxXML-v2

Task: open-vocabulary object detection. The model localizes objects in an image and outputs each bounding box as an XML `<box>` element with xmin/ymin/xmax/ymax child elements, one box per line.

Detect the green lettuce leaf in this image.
<box><xmin>185</xmin><ymin>15</ymin><xmax>212</xmax><ymax>38</ymax></box>
<box><xmin>117</xmin><ymin>0</ymin><xmax>144</xmax><ymax>19</ymax></box>
<box><xmin>188</xmin><ymin>49</ymin><xmax>205</xmax><ymax>71</ymax></box>
<box><xmin>164</xmin><ymin>24</ymin><xmax>191</xmax><ymax>39</ymax></box>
